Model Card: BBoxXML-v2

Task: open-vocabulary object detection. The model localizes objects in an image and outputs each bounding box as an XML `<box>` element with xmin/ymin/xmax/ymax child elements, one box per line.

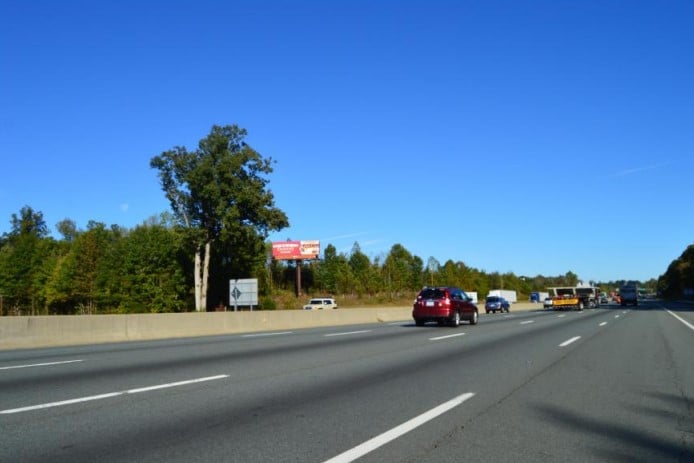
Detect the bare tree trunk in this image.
<box><xmin>194</xmin><ymin>247</ymin><xmax>203</xmax><ymax>311</ymax></box>
<box><xmin>201</xmin><ymin>240</ymin><xmax>211</xmax><ymax>312</ymax></box>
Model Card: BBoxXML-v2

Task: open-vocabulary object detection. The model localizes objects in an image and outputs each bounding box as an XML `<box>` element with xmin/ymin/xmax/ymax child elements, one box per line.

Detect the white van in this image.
<box><xmin>303</xmin><ymin>298</ymin><xmax>338</xmax><ymax>310</ymax></box>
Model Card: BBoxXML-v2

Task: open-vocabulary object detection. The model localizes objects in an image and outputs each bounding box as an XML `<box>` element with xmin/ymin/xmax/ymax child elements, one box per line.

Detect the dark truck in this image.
<box><xmin>619</xmin><ymin>283</ymin><xmax>638</xmax><ymax>306</ymax></box>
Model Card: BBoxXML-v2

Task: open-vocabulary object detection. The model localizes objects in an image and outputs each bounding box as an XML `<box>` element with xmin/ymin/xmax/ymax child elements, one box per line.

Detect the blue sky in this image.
<box><xmin>1</xmin><ymin>0</ymin><xmax>692</xmax><ymax>283</ymax></box>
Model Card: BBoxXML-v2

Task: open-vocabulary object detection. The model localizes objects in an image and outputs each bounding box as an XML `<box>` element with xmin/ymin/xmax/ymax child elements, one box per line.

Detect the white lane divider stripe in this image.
<box><xmin>0</xmin><ymin>375</ymin><xmax>229</xmax><ymax>415</ymax></box>
<box><xmin>520</xmin><ymin>320</ymin><xmax>534</xmax><ymax>325</ymax></box>
<box><xmin>429</xmin><ymin>333</ymin><xmax>465</xmax><ymax>341</ymax></box>
<box><xmin>0</xmin><ymin>359</ymin><xmax>84</xmax><ymax>370</ymax></box>
<box><xmin>559</xmin><ymin>336</ymin><xmax>581</xmax><ymax>347</ymax></box>
<box><xmin>599</xmin><ymin>322</ymin><xmax>608</xmax><ymax>326</ymax></box>
<box><xmin>666</xmin><ymin>310</ymin><xmax>694</xmax><ymax>331</ymax></box>
<box><xmin>324</xmin><ymin>330</ymin><xmax>372</xmax><ymax>337</ymax></box>
<box><xmin>125</xmin><ymin>375</ymin><xmax>229</xmax><ymax>394</ymax></box>
<box><xmin>322</xmin><ymin>392</ymin><xmax>475</xmax><ymax>463</ymax></box>
<box><xmin>242</xmin><ymin>331</ymin><xmax>293</xmax><ymax>338</ymax></box>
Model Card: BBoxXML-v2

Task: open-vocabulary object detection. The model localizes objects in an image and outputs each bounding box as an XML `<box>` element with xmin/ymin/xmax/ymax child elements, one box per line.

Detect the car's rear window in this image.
<box><xmin>486</xmin><ymin>296</ymin><xmax>500</xmax><ymax>302</ymax></box>
<box><xmin>418</xmin><ymin>289</ymin><xmax>447</xmax><ymax>299</ymax></box>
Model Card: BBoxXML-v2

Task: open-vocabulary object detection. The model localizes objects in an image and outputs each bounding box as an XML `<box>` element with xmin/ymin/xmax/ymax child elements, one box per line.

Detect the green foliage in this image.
<box><xmin>115</xmin><ymin>222</ymin><xmax>189</xmax><ymax>313</ymax></box>
<box><xmin>658</xmin><ymin>244</ymin><xmax>694</xmax><ymax>298</ymax></box>
<box><xmin>5</xmin><ymin>203</ymin><xmax>681</xmax><ymax>314</ymax></box>
<box><xmin>150</xmin><ymin>124</ymin><xmax>289</xmax><ymax>311</ymax></box>
<box><xmin>0</xmin><ymin>206</ymin><xmax>53</xmax><ymax>314</ymax></box>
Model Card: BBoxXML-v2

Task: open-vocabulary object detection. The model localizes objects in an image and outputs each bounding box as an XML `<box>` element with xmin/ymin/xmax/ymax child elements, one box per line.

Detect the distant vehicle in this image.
<box><xmin>575</xmin><ymin>286</ymin><xmax>600</xmax><ymax>308</ymax></box>
<box><xmin>600</xmin><ymin>295</ymin><xmax>609</xmax><ymax>304</ymax></box>
<box><xmin>548</xmin><ymin>287</ymin><xmax>585</xmax><ymax>311</ymax></box>
<box><xmin>303</xmin><ymin>298</ymin><xmax>338</xmax><ymax>310</ymax></box>
<box><xmin>413</xmin><ymin>286</ymin><xmax>478</xmax><ymax>327</ymax></box>
<box><xmin>544</xmin><ymin>297</ymin><xmax>554</xmax><ymax>309</ymax></box>
<box><xmin>619</xmin><ymin>283</ymin><xmax>638</xmax><ymax>306</ymax></box>
<box><xmin>487</xmin><ymin>289</ymin><xmax>517</xmax><ymax>303</ymax></box>
<box><xmin>530</xmin><ymin>291</ymin><xmax>549</xmax><ymax>303</ymax></box>
<box><xmin>485</xmin><ymin>296</ymin><xmax>510</xmax><ymax>314</ymax></box>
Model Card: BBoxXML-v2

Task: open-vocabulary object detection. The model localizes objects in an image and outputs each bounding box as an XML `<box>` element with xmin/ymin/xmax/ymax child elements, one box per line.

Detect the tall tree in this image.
<box><xmin>0</xmin><ymin>206</ymin><xmax>51</xmax><ymax>314</ymax></box>
<box><xmin>151</xmin><ymin>124</ymin><xmax>289</xmax><ymax>311</ymax></box>
<box><xmin>383</xmin><ymin>244</ymin><xmax>417</xmax><ymax>297</ymax></box>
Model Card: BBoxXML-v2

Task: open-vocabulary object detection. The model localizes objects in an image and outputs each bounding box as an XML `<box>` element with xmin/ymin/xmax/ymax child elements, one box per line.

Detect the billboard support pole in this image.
<box><xmin>295</xmin><ymin>260</ymin><xmax>302</xmax><ymax>298</ymax></box>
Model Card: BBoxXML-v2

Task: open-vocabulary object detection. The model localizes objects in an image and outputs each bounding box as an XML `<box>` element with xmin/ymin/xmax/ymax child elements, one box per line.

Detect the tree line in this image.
<box><xmin>0</xmin><ymin>204</ymin><xmax>614</xmax><ymax>315</ymax></box>
<box><xmin>0</xmin><ymin>124</ymin><xmax>672</xmax><ymax>315</ymax></box>
<box><xmin>657</xmin><ymin>244</ymin><xmax>694</xmax><ymax>298</ymax></box>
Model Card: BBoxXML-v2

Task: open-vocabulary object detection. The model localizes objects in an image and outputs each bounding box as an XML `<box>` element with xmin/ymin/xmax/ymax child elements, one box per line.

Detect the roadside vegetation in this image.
<box><xmin>657</xmin><ymin>244</ymin><xmax>694</xmax><ymax>299</ymax></box>
<box><xmin>0</xmin><ymin>124</ymin><xmax>674</xmax><ymax>315</ymax></box>
<box><xmin>0</xmin><ymin>204</ymin><xmax>664</xmax><ymax>315</ymax></box>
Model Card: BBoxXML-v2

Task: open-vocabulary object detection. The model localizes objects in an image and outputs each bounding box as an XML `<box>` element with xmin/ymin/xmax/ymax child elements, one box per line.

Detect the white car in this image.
<box><xmin>303</xmin><ymin>298</ymin><xmax>338</xmax><ymax>310</ymax></box>
<box><xmin>543</xmin><ymin>297</ymin><xmax>553</xmax><ymax>309</ymax></box>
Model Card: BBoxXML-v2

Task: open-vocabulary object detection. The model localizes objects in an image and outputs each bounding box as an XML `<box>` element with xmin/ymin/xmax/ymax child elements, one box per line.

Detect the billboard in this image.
<box><xmin>272</xmin><ymin>240</ymin><xmax>320</xmax><ymax>260</ymax></box>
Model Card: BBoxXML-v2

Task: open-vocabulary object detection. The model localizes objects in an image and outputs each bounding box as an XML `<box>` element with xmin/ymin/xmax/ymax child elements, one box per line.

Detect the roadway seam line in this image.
<box><xmin>666</xmin><ymin>310</ymin><xmax>694</xmax><ymax>331</ymax></box>
<box><xmin>0</xmin><ymin>374</ymin><xmax>229</xmax><ymax>415</ymax></box>
<box><xmin>429</xmin><ymin>333</ymin><xmax>466</xmax><ymax>341</ymax></box>
<box><xmin>559</xmin><ymin>336</ymin><xmax>581</xmax><ymax>347</ymax></box>
<box><xmin>324</xmin><ymin>330</ymin><xmax>372</xmax><ymax>337</ymax></box>
<box><xmin>0</xmin><ymin>359</ymin><xmax>84</xmax><ymax>371</ymax></box>
<box><xmin>322</xmin><ymin>392</ymin><xmax>475</xmax><ymax>463</ymax></box>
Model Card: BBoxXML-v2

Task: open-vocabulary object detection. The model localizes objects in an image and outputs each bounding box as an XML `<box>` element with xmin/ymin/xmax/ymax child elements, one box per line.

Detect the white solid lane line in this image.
<box><xmin>0</xmin><ymin>359</ymin><xmax>84</xmax><ymax>371</ymax></box>
<box><xmin>322</xmin><ymin>392</ymin><xmax>475</xmax><ymax>463</ymax></box>
<box><xmin>324</xmin><ymin>330</ymin><xmax>372</xmax><ymax>337</ymax></box>
<box><xmin>429</xmin><ymin>333</ymin><xmax>465</xmax><ymax>341</ymax></box>
<box><xmin>559</xmin><ymin>336</ymin><xmax>581</xmax><ymax>347</ymax></box>
<box><xmin>666</xmin><ymin>310</ymin><xmax>694</xmax><ymax>331</ymax></box>
<box><xmin>0</xmin><ymin>375</ymin><xmax>229</xmax><ymax>415</ymax></box>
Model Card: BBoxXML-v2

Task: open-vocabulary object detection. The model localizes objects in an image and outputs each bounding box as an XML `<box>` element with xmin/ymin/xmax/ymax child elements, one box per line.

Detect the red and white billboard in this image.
<box><xmin>271</xmin><ymin>240</ymin><xmax>320</xmax><ymax>260</ymax></box>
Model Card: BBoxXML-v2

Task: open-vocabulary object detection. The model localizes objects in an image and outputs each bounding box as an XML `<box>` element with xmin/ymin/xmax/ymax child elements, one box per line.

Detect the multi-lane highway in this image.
<box><xmin>1</xmin><ymin>301</ymin><xmax>692</xmax><ymax>462</ymax></box>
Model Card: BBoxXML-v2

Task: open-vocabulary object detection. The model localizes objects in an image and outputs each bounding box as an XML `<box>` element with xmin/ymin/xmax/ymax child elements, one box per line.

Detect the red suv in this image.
<box><xmin>413</xmin><ymin>286</ymin><xmax>479</xmax><ymax>327</ymax></box>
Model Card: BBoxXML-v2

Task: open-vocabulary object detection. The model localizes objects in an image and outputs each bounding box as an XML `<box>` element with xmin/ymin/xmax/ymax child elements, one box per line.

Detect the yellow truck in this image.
<box><xmin>548</xmin><ymin>286</ymin><xmax>598</xmax><ymax>311</ymax></box>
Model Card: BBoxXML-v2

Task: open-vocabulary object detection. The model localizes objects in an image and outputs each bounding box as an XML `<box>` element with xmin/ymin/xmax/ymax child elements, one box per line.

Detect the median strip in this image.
<box><xmin>322</xmin><ymin>392</ymin><xmax>475</xmax><ymax>463</ymax></box>
<box><xmin>0</xmin><ymin>375</ymin><xmax>229</xmax><ymax>415</ymax></box>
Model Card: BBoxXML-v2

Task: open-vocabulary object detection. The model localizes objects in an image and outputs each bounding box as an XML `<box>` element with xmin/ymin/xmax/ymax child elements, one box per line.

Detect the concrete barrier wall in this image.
<box><xmin>0</xmin><ymin>307</ymin><xmax>412</xmax><ymax>351</ymax></box>
<box><xmin>0</xmin><ymin>303</ymin><xmax>543</xmax><ymax>351</ymax></box>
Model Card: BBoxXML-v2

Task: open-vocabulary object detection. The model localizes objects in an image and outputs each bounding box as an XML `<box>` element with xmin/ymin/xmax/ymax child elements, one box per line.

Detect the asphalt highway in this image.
<box><xmin>1</xmin><ymin>300</ymin><xmax>692</xmax><ymax>462</ymax></box>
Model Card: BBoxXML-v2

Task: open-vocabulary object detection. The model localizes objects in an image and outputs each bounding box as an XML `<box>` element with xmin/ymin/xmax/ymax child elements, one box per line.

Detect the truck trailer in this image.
<box><xmin>487</xmin><ymin>289</ymin><xmax>517</xmax><ymax>304</ymax></box>
<box><xmin>619</xmin><ymin>283</ymin><xmax>638</xmax><ymax>306</ymax></box>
